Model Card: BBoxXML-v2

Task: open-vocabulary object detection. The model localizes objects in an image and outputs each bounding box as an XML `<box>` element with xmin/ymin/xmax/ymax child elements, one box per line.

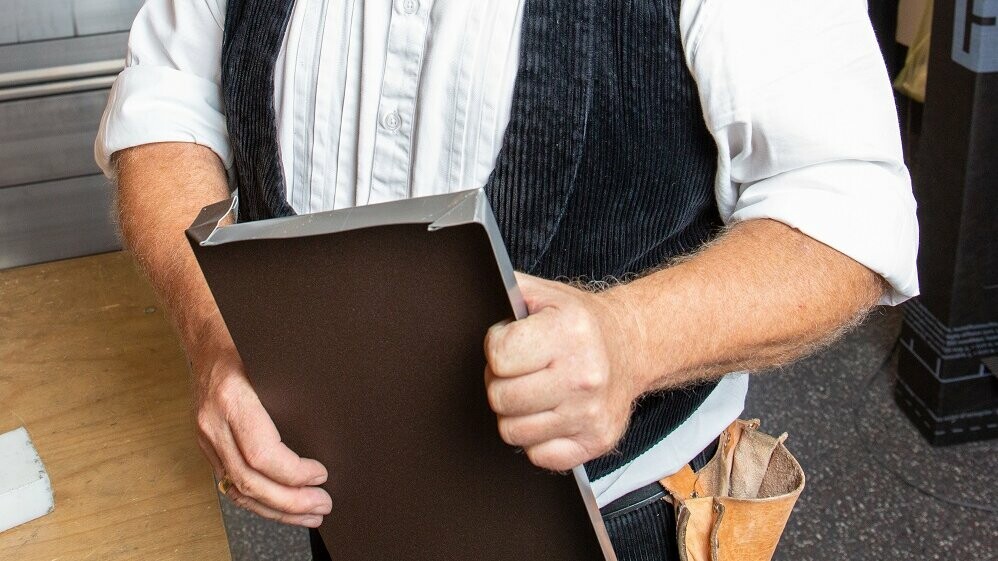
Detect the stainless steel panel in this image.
<box><xmin>0</xmin><ymin>74</ymin><xmax>117</xmax><ymax>102</ymax></box>
<box><xmin>73</xmin><ymin>0</ymin><xmax>144</xmax><ymax>35</ymax></box>
<box><xmin>0</xmin><ymin>89</ymin><xmax>109</xmax><ymax>188</ymax></box>
<box><xmin>13</xmin><ymin>0</ymin><xmax>75</xmax><ymax>43</ymax></box>
<box><xmin>0</xmin><ymin>5</ymin><xmax>17</xmax><ymax>45</ymax></box>
<box><xmin>0</xmin><ymin>60</ymin><xmax>123</xmax><ymax>89</ymax></box>
<box><xmin>0</xmin><ymin>32</ymin><xmax>129</xmax><ymax>74</ymax></box>
<box><xmin>0</xmin><ymin>174</ymin><xmax>120</xmax><ymax>270</ymax></box>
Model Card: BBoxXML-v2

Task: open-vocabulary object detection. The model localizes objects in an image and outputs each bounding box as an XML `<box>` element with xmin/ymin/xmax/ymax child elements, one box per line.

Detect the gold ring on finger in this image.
<box><xmin>217</xmin><ymin>474</ymin><xmax>234</xmax><ymax>495</ymax></box>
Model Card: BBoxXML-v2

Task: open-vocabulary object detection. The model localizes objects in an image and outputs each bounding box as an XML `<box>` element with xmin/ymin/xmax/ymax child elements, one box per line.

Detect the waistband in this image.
<box><xmin>600</xmin><ymin>436</ymin><xmax>718</xmax><ymax>519</ymax></box>
<box><xmin>597</xmin><ymin>437</ymin><xmax>719</xmax><ymax>561</ymax></box>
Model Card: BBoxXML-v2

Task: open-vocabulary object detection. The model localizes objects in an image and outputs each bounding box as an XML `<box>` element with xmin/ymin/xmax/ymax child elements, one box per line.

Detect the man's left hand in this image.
<box><xmin>484</xmin><ymin>273</ymin><xmax>644</xmax><ymax>472</ymax></box>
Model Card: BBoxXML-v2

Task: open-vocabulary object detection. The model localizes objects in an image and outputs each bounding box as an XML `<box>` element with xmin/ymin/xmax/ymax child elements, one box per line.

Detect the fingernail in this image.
<box><xmin>310</xmin><ymin>500</ymin><xmax>332</xmax><ymax>515</ymax></box>
<box><xmin>302</xmin><ymin>516</ymin><xmax>322</xmax><ymax>528</ymax></box>
<box><xmin>308</xmin><ymin>474</ymin><xmax>327</xmax><ymax>486</ymax></box>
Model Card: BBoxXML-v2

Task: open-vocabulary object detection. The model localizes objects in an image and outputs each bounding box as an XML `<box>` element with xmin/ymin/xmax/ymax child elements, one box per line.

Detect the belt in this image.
<box><xmin>597</xmin><ymin>437</ymin><xmax>720</xmax><ymax>561</ymax></box>
<box><xmin>600</xmin><ymin>435</ymin><xmax>719</xmax><ymax>519</ymax></box>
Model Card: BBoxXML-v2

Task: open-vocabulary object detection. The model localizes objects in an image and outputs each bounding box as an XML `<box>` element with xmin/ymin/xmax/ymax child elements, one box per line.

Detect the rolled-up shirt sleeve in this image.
<box><xmin>95</xmin><ymin>0</ymin><xmax>231</xmax><ymax>177</ymax></box>
<box><xmin>681</xmin><ymin>0</ymin><xmax>920</xmax><ymax>305</ymax></box>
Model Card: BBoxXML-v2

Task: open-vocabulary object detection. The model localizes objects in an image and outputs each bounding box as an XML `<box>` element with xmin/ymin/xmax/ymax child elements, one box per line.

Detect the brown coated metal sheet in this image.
<box><xmin>187</xmin><ymin>190</ymin><xmax>614</xmax><ymax>561</ymax></box>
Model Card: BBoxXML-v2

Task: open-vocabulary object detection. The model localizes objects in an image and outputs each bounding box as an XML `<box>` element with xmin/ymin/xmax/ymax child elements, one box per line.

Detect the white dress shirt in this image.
<box><xmin>95</xmin><ymin>0</ymin><xmax>920</xmax><ymax>507</ymax></box>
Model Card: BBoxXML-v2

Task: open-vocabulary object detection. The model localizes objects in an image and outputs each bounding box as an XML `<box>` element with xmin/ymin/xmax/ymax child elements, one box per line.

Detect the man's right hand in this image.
<box><xmin>113</xmin><ymin>143</ymin><xmax>331</xmax><ymax>528</ymax></box>
<box><xmin>193</xmin><ymin>337</ymin><xmax>332</xmax><ymax>528</ymax></box>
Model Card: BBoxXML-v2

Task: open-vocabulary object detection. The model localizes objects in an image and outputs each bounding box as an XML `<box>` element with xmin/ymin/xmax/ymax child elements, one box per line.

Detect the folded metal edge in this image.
<box><xmin>574</xmin><ymin>466</ymin><xmax>620</xmax><ymax>561</ymax></box>
<box><xmin>185</xmin><ymin>197</ymin><xmax>236</xmax><ymax>246</ymax></box>
<box><xmin>428</xmin><ymin>190</ymin><xmax>528</xmax><ymax>321</ymax></box>
<box><xmin>184</xmin><ymin>190</ymin><xmax>529</xmax><ymax>321</ymax></box>
<box><xmin>191</xmin><ymin>189</ymin><xmax>479</xmax><ymax>246</ymax></box>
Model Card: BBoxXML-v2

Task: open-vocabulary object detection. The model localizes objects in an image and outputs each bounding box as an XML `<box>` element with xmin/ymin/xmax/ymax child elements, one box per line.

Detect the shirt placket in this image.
<box><xmin>369</xmin><ymin>0</ymin><xmax>433</xmax><ymax>204</ymax></box>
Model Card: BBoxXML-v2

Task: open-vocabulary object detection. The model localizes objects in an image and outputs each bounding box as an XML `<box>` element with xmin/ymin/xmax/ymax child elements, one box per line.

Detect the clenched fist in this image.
<box><xmin>484</xmin><ymin>273</ymin><xmax>645</xmax><ymax>472</ymax></box>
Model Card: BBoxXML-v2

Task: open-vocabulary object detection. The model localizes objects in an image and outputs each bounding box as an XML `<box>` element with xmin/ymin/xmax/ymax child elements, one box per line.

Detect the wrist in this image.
<box><xmin>183</xmin><ymin>314</ymin><xmax>237</xmax><ymax>374</ymax></box>
<box><xmin>598</xmin><ymin>276</ymin><xmax>695</xmax><ymax>395</ymax></box>
<box><xmin>593</xmin><ymin>284</ymin><xmax>658</xmax><ymax>399</ymax></box>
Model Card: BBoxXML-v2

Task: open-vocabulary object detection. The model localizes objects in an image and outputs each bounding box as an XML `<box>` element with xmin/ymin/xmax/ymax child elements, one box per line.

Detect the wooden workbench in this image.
<box><xmin>0</xmin><ymin>252</ymin><xmax>231</xmax><ymax>560</ymax></box>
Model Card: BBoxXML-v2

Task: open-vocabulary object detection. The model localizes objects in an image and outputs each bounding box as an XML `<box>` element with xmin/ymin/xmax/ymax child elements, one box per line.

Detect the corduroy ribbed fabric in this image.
<box><xmin>220</xmin><ymin>0</ymin><xmax>725</xmax><ymax>556</ymax></box>
<box><xmin>605</xmin><ymin>497</ymin><xmax>681</xmax><ymax>561</ymax></box>
<box><xmin>221</xmin><ymin>0</ymin><xmax>297</xmax><ymax>221</ymax></box>
<box><xmin>481</xmin><ymin>0</ymin><xmax>723</xmax><ymax>481</ymax></box>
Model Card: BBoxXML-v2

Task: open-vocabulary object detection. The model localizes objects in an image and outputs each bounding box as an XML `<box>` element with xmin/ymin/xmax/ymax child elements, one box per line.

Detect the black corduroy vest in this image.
<box><xmin>221</xmin><ymin>0</ymin><xmax>724</xmax><ymax>480</ymax></box>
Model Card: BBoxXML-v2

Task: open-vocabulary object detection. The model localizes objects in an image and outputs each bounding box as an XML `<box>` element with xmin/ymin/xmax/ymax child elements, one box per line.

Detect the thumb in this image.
<box><xmin>514</xmin><ymin>272</ymin><xmax>561</xmax><ymax>313</ymax></box>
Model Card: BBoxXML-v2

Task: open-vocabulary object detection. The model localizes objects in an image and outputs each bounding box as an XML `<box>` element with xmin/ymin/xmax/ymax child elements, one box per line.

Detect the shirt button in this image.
<box><xmin>382</xmin><ymin>110</ymin><xmax>402</xmax><ymax>132</ymax></box>
<box><xmin>400</xmin><ymin>0</ymin><xmax>419</xmax><ymax>14</ymax></box>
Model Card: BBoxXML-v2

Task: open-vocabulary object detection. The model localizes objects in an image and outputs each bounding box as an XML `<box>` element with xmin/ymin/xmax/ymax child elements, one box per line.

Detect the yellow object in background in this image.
<box><xmin>897</xmin><ymin>0</ymin><xmax>931</xmax><ymax>46</ymax></box>
<box><xmin>895</xmin><ymin>0</ymin><xmax>934</xmax><ymax>102</ymax></box>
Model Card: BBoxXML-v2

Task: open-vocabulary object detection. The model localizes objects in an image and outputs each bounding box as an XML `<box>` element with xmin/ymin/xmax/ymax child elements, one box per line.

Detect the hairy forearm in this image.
<box><xmin>114</xmin><ymin>142</ymin><xmax>232</xmax><ymax>363</ymax></box>
<box><xmin>115</xmin><ymin>143</ymin><xmax>333</xmax><ymax>524</ymax></box>
<box><xmin>607</xmin><ymin>219</ymin><xmax>885</xmax><ymax>393</ymax></box>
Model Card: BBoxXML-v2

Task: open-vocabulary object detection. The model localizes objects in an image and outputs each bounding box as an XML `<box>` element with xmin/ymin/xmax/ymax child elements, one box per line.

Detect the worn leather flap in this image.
<box><xmin>666</xmin><ymin>420</ymin><xmax>805</xmax><ymax>561</ymax></box>
<box><xmin>661</xmin><ymin>464</ymin><xmax>698</xmax><ymax>501</ymax></box>
<box><xmin>676</xmin><ymin>497</ymin><xmax>716</xmax><ymax>561</ymax></box>
<box><xmin>731</xmin><ymin>425</ymin><xmax>787</xmax><ymax>499</ymax></box>
<box><xmin>712</xmin><ymin>490</ymin><xmax>800</xmax><ymax>561</ymax></box>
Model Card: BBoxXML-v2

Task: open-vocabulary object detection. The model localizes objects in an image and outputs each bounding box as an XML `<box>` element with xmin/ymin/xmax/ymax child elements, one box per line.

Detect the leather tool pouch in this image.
<box><xmin>659</xmin><ymin>419</ymin><xmax>805</xmax><ymax>561</ymax></box>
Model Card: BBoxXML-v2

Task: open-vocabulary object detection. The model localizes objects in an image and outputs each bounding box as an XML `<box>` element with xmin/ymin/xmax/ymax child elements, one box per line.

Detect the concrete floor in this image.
<box><xmin>218</xmin><ymin>308</ymin><xmax>998</xmax><ymax>560</ymax></box>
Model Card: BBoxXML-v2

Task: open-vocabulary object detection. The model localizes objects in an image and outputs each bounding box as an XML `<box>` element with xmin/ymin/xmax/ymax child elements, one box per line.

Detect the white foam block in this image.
<box><xmin>0</xmin><ymin>427</ymin><xmax>54</xmax><ymax>533</ymax></box>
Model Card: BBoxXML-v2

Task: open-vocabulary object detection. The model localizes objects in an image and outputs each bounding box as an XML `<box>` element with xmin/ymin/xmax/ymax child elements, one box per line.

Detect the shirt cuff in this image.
<box><xmin>728</xmin><ymin>160</ymin><xmax>920</xmax><ymax>306</ymax></box>
<box><xmin>94</xmin><ymin>65</ymin><xmax>232</xmax><ymax>178</ymax></box>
